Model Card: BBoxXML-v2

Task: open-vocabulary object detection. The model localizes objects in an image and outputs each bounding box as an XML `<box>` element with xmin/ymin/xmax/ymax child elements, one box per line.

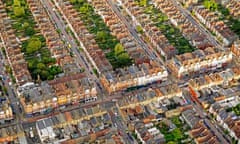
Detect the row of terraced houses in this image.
<box><xmin>56</xmin><ymin>0</ymin><xmax>169</xmax><ymax>93</ymax></box>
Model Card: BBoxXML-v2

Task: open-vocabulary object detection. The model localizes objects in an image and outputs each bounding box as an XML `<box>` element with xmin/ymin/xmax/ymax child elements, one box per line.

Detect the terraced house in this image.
<box><xmin>0</xmin><ymin>1</ymin><xmax>32</xmax><ymax>86</ymax></box>
<box><xmin>19</xmin><ymin>73</ymin><xmax>97</xmax><ymax>115</ymax></box>
<box><xmin>0</xmin><ymin>98</ymin><xmax>13</xmax><ymax>124</ymax></box>
<box><xmin>54</xmin><ymin>0</ymin><xmax>168</xmax><ymax>93</ymax></box>
<box><xmin>231</xmin><ymin>40</ymin><xmax>240</xmax><ymax>57</ymax></box>
<box><xmin>27</xmin><ymin>0</ymin><xmax>80</xmax><ymax>74</ymax></box>
<box><xmin>89</xmin><ymin>0</ymin><xmax>168</xmax><ymax>93</ymax></box>
<box><xmin>89</xmin><ymin>0</ymin><xmax>149</xmax><ymax>63</ymax></box>
<box><xmin>118</xmin><ymin>0</ymin><xmax>177</xmax><ymax>60</ymax></box>
<box><xmin>222</xmin><ymin>0</ymin><xmax>240</xmax><ymax>18</ymax></box>
<box><xmin>100</xmin><ymin>61</ymin><xmax>168</xmax><ymax>93</ymax></box>
<box><xmin>54</xmin><ymin>0</ymin><xmax>113</xmax><ymax>74</ymax></box>
<box><xmin>167</xmin><ymin>47</ymin><xmax>232</xmax><ymax>78</ymax></box>
<box><xmin>153</xmin><ymin>0</ymin><xmax>214</xmax><ymax>50</ymax></box>
<box><xmin>193</xmin><ymin>5</ymin><xmax>238</xmax><ymax>46</ymax></box>
<box><xmin>1</xmin><ymin>0</ymin><xmax>101</xmax><ymax>117</ymax></box>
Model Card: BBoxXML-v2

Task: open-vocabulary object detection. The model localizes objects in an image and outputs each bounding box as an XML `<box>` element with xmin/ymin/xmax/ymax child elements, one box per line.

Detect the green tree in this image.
<box><xmin>26</xmin><ymin>38</ymin><xmax>42</xmax><ymax>54</ymax></box>
<box><xmin>13</xmin><ymin>6</ymin><xmax>25</xmax><ymax>17</ymax></box>
<box><xmin>172</xmin><ymin>128</ymin><xmax>183</xmax><ymax>141</ymax></box>
<box><xmin>70</xmin><ymin>0</ymin><xmax>76</xmax><ymax>3</ymax></box>
<box><xmin>117</xmin><ymin>53</ymin><xmax>130</xmax><ymax>61</ymax></box>
<box><xmin>37</xmin><ymin>63</ymin><xmax>46</xmax><ymax>70</ymax></box>
<box><xmin>49</xmin><ymin>66</ymin><xmax>62</xmax><ymax>75</ymax></box>
<box><xmin>204</xmin><ymin>0</ymin><xmax>218</xmax><ymax>11</ymax></box>
<box><xmin>79</xmin><ymin>4</ymin><xmax>89</xmax><ymax>14</ymax></box>
<box><xmin>23</xmin><ymin>22</ymin><xmax>29</xmax><ymax>29</ymax></box>
<box><xmin>40</xmin><ymin>70</ymin><xmax>49</xmax><ymax>80</ymax></box>
<box><xmin>139</xmin><ymin>0</ymin><xmax>147</xmax><ymax>6</ymax></box>
<box><xmin>167</xmin><ymin>142</ymin><xmax>177</xmax><ymax>144</ymax></box>
<box><xmin>114</xmin><ymin>43</ymin><xmax>124</xmax><ymax>56</ymax></box>
<box><xmin>96</xmin><ymin>31</ymin><xmax>107</xmax><ymax>42</ymax></box>
<box><xmin>25</xmin><ymin>27</ymin><xmax>35</xmax><ymax>36</ymax></box>
<box><xmin>136</xmin><ymin>25</ymin><xmax>144</xmax><ymax>34</ymax></box>
<box><xmin>28</xmin><ymin>59</ymin><xmax>37</xmax><ymax>70</ymax></box>
<box><xmin>13</xmin><ymin>0</ymin><xmax>21</xmax><ymax>6</ymax></box>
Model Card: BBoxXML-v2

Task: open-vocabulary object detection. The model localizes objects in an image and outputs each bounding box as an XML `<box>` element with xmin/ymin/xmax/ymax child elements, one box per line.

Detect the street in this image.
<box><xmin>106</xmin><ymin>0</ymin><xmax>159</xmax><ymax>61</ymax></box>
<box><xmin>182</xmin><ymin>88</ymin><xmax>231</xmax><ymax>143</ymax></box>
<box><xmin>170</xmin><ymin>0</ymin><xmax>222</xmax><ymax>48</ymax></box>
<box><xmin>0</xmin><ymin>38</ymin><xmax>23</xmax><ymax>127</ymax></box>
<box><xmin>109</xmin><ymin>109</ymin><xmax>136</xmax><ymax>144</ymax></box>
<box><xmin>40</xmin><ymin>0</ymin><xmax>106</xmax><ymax>94</ymax></box>
<box><xmin>0</xmin><ymin>0</ymin><xmax>237</xmax><ymax>143</ymax></box>
<box><xmin>40</xmin><ymin>0</ymin><xmax>93</xmax><ymax>79</ymax></box>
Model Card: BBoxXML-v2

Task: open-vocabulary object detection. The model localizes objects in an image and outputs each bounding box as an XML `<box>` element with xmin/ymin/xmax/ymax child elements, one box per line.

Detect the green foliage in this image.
<box><xmin>79</xmin><ymin>3</ymin><xmax>90</xmax><ymax>14</ymax></box>
<box><xmin>218</xmin><ymin>8</ymin><xmax>240</xmax><ymax>37</ymax></box>
<box><xmin>25</xmin><ymin>27</ymin><xmax>35</xmax><ymax>36</ymax></box>
<box><xmin>217</xmin><ymin>4</ymin><xmax>229</xmax><ymax>16</ymax></box>
<box><xmin>23</xmin><ymin>22</ymin><xmax>29</xmax><ymax>28</ymax></box>
<box><xmin>6</xmin><ymin>0</ymin><xmax>61</xmax><ymax>81</ymax></box>
<box><xmin>138</xmin><ymin>0</ymin><xmax>147</xmax><ymax>6</ymax></box>
<box><xmin>70</xmin><ymin>0</ymin><xmax>77</xmax><ymax>3</ymax></box>
<box><xmin>215</xmin><ymin>3</ymin><xmax>240</xmax><ymax>37</ymax></box>
<box><xmin>93</xmin><ymin>68</ymin><xmax>99</xmax><ymax>77</ymax></box>
<box><xmin>96</xmin><ymin>31</ymin><xmax>108</xmax><ymax>43</ymax></box>
<box><xmin>13</xmin><ymin>6</ymin><xmax>25</xmax><ymax>17</ymax></box>
<box><xmin>157</xmin><ymin>119</ymin><xmax>188</xmax><ymax>143</ymax></box>
<box><xmin>227</xmin><ymin>104</ymin><xmax>240</xmax><ymax>116</ymax></box>
<box><xmin>71</xmin><ymin>0</ymin><xmax>132</xmax><ymax>68</ymax></box>
<box><xmin>114</xmin><ymin>43</ymin><xmax>124</xmax><ymax>56</ymax></box>
<box><xmin>117</xmin><ymin>53</ymin><xmax>130</xmax><ymax>62</ymax></box>
<box><xmin>203</xmin><ymin>0</ymin><xmax>218</xmax><ymax>11</ymax></box>
<box><xmin>112</xmin><ymin>43</ymin><xmax>132</xmax><ymax>68</ymax></box>
<box><xmin>171</xmin><ymin>128</ymin><xmax>183</xmax><ymax>140</ymax></box>
<box><xmin>13</xmin><ymin>0</ymin><xmax>21</xmax><ymax>6</ymax></box>
<box><xmin>37</xmin><ymin>63</ymin><xmax>46</xmax><ymax>70</ymax></box>
<box><xmin>26</xmin><ymin>38</ymin><xmax>42</xmax><ymax>54</ymax></box>
<box><xmin>13</xmin><ymin>0</ymin><xmax>25</xmax><ymax>17</ymax></box>
<box><xmin>171</xmin><ymin>117</ymin><xmax>182</xmax><ymax>127</ymax></box>
<box><xmin>137</xmin><ymin>2</ymin><xmax>195</xmax><ymax>54</ymax></box>
<box><xmin>136</xmin><ymin>25</ymin><xmax>144</xmax><ymax>34</ymax></box>
<box><xmin>167</xmin><ymin>142</ymin><xmax>177</xmax><ymax>144</ymax></box>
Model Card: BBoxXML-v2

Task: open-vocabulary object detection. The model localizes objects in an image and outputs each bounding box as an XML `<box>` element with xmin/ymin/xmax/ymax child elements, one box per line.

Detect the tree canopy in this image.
<box><xmin>96</xmin><ymin>31</ymin><xmax>107</xmax><ymax>42</ymax></box>
<box><xmin>203</xmin><ymin>0</ymin><xmax>218</xmax><ymax>11</ymax></box>
<box><xmin>139</xmin><ymin>0</ymin><xmax>147</xmax><ymax>6</ymax></box>
<box><xmin>13</xmin><ymin>6</ymin><xmax>25</xmax><ymax>17</ymax></box>
<box><xmin>13</xmin><ymin>0</ymin><xmax>25</xmax><ymax>17</ymax></box>
<box><xmin>114</xmin><ymin>43</ymin><xmax>124</xmax><ymax>56</ymax></box>
<box><xmin>26</xmin><ymin>38</ymin><xmax>42</xmax><ymax>54</ymax></box>
<box><xmin>136</xmin><ymin>25</ymin><xmax>144</xmax><ymax>34</ymax></box>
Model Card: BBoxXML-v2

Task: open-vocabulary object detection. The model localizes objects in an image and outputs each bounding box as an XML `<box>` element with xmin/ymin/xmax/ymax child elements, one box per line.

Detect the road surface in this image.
<box><xmin>106</xmin><ymin>0</ymin><xmax>159</xmax><ymax>61</ymax></box>
<box><xmin>170</xmin><ymin>0</ymin><xmax>222</xmax><ymax>48</ymax></box>
<box><xmin>182</xmin><ymin>89</ymin><xmax>230</xmax><ymax>143</ymax></box>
